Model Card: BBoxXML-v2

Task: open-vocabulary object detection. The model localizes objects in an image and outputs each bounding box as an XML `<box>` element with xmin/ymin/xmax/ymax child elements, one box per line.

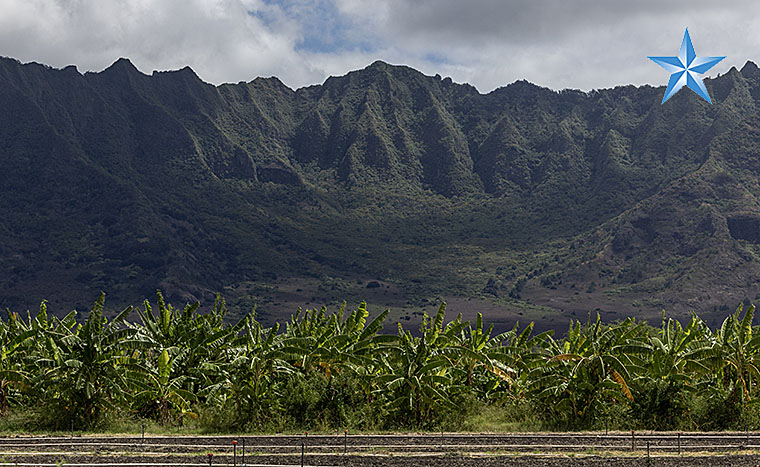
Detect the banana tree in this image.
<box><xmin>34</xmin><ymin>293</ymin><xmax>147</xmax><ymax>427</ymax></box>
<box><xmin>640</xmin><ymin>313</ymin><xmax>711</xmax><ymax>382</ymax></box>
<box><xmin>373</xmin><ymin>305</ymin><xmax>463</xmax><ymax>426</ymax></box>
<box><xmin>204</xmin><ymin>317</ymin><xmax>295</xmax><ymax>423</ymax></box>
<box><xmin>0</xmin><ymin>304</ymin><xmax>40</xmax><ymax>414</ymax></box>
<box><xmin>697</xmin><ymin>304</ymin><xmax>760</xmax><ymax>403</ymax></box>
<box><xmin>475</xmin><ymin>320</ymin><xmax>554</xmax><ymax>400</ymax></box>
<box><xmin>129</xmin><ymin>347</ymin><xmax>197</xmax><ymax>425</ymax></box>
<box><xmin>134</xmin><ymin>292</ymin><xmax>243</xmax><ymax>398</ymax></box>
<box><xmin>282</xmin><ymin>302</ymin><xmax>393</xmax><ymax>378</ymax></box>
<box><xmin>450</xmin><ymin>313</ymin><xmax>512</xmax><ymax>390</ymax></box>
<box><xmin>628</xmin><ymin>313</ymin><xmax>712</xmax><ymax>429</ymax></box>
<box><xmin>530</xmin><ymin>314</ymin><xmax>646</xmax><ymax>428</ymax></box>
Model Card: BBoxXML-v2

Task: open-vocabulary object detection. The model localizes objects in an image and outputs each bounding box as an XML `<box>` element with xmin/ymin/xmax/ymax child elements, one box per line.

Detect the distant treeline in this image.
<box><xmin>1</xmin><ymin>292</ymin><xmax>759</xmax><ymax>432</ymax></box>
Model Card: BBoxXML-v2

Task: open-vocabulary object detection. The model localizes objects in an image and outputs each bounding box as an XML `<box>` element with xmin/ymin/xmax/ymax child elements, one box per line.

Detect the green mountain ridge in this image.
<box><xmin>2</xmin><ymin>56</ymin><xmax>760</xmax><ymax>330</ymax></box>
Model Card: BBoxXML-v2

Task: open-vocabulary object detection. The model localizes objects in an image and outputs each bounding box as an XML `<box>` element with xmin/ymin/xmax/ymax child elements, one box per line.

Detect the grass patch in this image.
<box><xmin>458</xmin><ymin>402</ymin><xmax>544</xmax><ymax>432</ymax></box>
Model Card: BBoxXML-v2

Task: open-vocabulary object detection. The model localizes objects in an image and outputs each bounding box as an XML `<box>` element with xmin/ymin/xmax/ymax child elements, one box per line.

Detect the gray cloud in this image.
<box><xmin>0</xmin><ymin>0</ymin><xmax>758</xmax><ymax>93</ymax></box>
<box><xmin>337</xmin><ymin>0</ymin><xmax>760</xmax><ymax>91</ymax></box>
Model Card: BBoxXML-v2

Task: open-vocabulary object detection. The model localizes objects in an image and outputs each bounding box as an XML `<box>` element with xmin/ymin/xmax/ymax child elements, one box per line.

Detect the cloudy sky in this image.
<box><xmin>1</xmin><ymin>0</ymin><xmax>759</xmax><ymax>93</ymax></box>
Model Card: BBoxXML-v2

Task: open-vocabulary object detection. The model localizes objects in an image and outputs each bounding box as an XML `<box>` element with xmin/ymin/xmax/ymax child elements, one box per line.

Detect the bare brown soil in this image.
<box><xmin>0</xmin><ymin>433</ymin><xmax>759</xmax><ymax>466</ymax></box>
<box><xmin>233</xmin><ymin>276</ymin><xmax>566</xmax><ymax>335</ymax></box>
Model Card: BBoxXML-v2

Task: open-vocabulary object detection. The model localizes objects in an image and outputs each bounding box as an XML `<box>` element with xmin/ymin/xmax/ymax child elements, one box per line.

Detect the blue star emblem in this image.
<box><xmin>648</xmin><ymin>28</ymin><xmax>725</xmax><ymax>104</ymax></box>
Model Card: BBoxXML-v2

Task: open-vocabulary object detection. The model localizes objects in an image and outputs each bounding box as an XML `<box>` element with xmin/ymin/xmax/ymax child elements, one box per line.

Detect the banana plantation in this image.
<box><xmin>1</xmin><ymin>292</ymin><xmax>759</xmax><ymax>432</ymax></box>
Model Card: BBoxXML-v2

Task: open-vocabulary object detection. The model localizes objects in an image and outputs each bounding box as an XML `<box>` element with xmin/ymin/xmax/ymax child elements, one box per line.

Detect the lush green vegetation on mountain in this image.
<box><xmin>2</xmin><ymin>294</ymin><xmax>760</xmax><ymax>432</ymax></box>
<box><xmin>3</xmin><ymin>56</ymin><xmax>760</xmax><ymax>328</ymax></box>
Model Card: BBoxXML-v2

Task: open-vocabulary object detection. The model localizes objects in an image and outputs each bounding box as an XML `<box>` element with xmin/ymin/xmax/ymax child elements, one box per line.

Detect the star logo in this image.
<box><xmin>648</xmin><ymin>28</ymin><xmax>725</xmax><ymax>104</ymax></box>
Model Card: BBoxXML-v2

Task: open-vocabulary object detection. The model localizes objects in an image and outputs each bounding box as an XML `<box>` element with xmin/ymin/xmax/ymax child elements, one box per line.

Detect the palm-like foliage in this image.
<box><xmin>626</xmin><ymin>313</ymin><xmax>711</xmax><ymax>429</ymax></box>
<box><xmin>489</xmin><ymin>321</ymin><xmax>554</xmax><ymax>399</ymax></box>
<box><xmin>211</xmin><ymin>318</ymin><xmax>293</xmax><ymax>420</ymax></box>
<box><xmin>3</xmin><ymin>292</ymin><xmax>760</xmax><ymax>431</ymax></box>
<box><xmin>374</xmin><ymin>326</ymin><xmax>454</xmax><ymax>425</ymax></box>
<box><xmin>449</xmin><ymin>314</ymin><xmax>549</xmax><ymax>400</ymax></box>
<box><xmin>129</xmin><ymin>348</ymin><xmax>197</xmax><ymax>424</ymax></box>
<box><xmin>281</xmin><ymin>302</ymin><xmax>396</xmax><ymax>388</ymax></box>
<box><xmin>34</xmin><ymin>293</ymin><xmax>145</xmax><ymax>426</ymax></box>
<box><xmin>639</xmin><ymin>313</ymin><xmax>711</xmax><ymax>382</ymax></box>
<box><xmin>134</xmin><ymin>292</ymin><xmax>243</xmax><ymax>399</ymax></box>
<box><xmin>530</xmin><ymin>314</ymin><xmax>646</xmax><ymax>427</ymax></box>
<box><xmin>699</xmin><ymin>304</ymin><xmax>760</xmax><ymax>402</ymax></box>
<box><xmin>373</xmin><ymin>304</ymin><xmax>464</xmax><ymax>425</ymax></box>
<box><xmin>453</xmin><ymin>313</ymin><xmax>495</xmax><ymax>388</ymax></box>
<box><xmin>0</xmin><ymin>305</ymin><xmax>39</xmax><ymax>413</ymax></box>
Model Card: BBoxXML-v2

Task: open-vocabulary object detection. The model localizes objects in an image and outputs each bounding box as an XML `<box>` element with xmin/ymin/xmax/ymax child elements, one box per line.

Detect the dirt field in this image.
<box><xmin>230</xmin><ymin>277</ymin><xmax>565</xmax><ymax>336</ymax></box>
<box><xmin>0</xmin><ymin>432</ymin><xmax>760</xmax><ymax>466</ymax></box>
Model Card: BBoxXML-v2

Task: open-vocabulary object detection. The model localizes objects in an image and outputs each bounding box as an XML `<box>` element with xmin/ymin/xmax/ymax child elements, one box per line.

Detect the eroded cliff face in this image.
<box><xmin>2</xmin><ymin>55</ymin><xmax>760</xmax><ymax>324</ymax></box>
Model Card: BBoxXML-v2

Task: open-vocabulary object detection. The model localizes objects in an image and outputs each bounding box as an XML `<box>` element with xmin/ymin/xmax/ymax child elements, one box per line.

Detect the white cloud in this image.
<box><xmin>0</xmin><ymin>0</ymin><xmax>318</xmax><ymax>85</ymax></box>
<box><xmin>0</xmin><ymin>0</ymin><xmax>759</xmax><ymax>92</ymax></box>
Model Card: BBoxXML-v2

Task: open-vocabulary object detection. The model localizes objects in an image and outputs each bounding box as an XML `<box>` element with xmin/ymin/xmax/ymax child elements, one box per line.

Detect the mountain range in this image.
<box><xmin>2</xmin><ymin>55</ymin><xmax>760</xmax><ymax>331</ymax></box>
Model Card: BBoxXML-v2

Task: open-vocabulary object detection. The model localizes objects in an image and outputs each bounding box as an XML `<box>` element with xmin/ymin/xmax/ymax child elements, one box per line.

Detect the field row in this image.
<box><xmin>0</xmin><ymin>434</ymin><xmax>758</xmax><ymax>466</ymax></box>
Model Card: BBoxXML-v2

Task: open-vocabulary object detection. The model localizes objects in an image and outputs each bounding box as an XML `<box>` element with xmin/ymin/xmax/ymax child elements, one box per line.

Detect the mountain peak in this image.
<box><xmin>367</xmin><ymin>60</ymin><xmax>391</xmax><ymax>69</ymax></box>
<box><xmin>496</xmin><ymin>79</ymin><xmax>547</xmax><ymax>96</ymax></box>
<box><xmin>0</xmin><ymin>56</ymin><xmax>21</xmax><ymax>66</ymax></box>
<box><xmin>741</xmin><ymin>61</ymin><xmax>760</xmax><ymax>79</ymax></box>
<box><xmin>152</xmin><ymin>65</ymin><xmax>201</xmax><ymax>81</ymax></box>
<box><xmin>176</xmin><ymin>65</ymin><xmax>199</xmax><ymax>77</ymax></box>
<box><xmin>359</xmin><ymin>60</ymin><xmax>427</xmax><ymax>78</ymax></box>
<box><xmin>251</xmin><ymin>76</ymin><xmax>293</xmax><ymax>93</ymax></box>
<box><xmin>102</xmin><ymin>57</ymin><xmax>142</xmax><ymax>75</ymax></box>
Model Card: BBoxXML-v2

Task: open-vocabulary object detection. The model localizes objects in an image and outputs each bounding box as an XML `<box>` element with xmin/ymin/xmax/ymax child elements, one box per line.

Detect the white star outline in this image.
<box><xmin>648</xmin><ymin>28</ymin><xmax>726</xmax><ymax>104</ymax></box>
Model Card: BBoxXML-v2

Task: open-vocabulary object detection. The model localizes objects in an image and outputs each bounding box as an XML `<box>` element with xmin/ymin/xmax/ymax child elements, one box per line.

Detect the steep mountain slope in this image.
<box><xmin>1</xmin><ymin>55</ymin><xmax>759</xmax><ymax>328</ymax></box>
